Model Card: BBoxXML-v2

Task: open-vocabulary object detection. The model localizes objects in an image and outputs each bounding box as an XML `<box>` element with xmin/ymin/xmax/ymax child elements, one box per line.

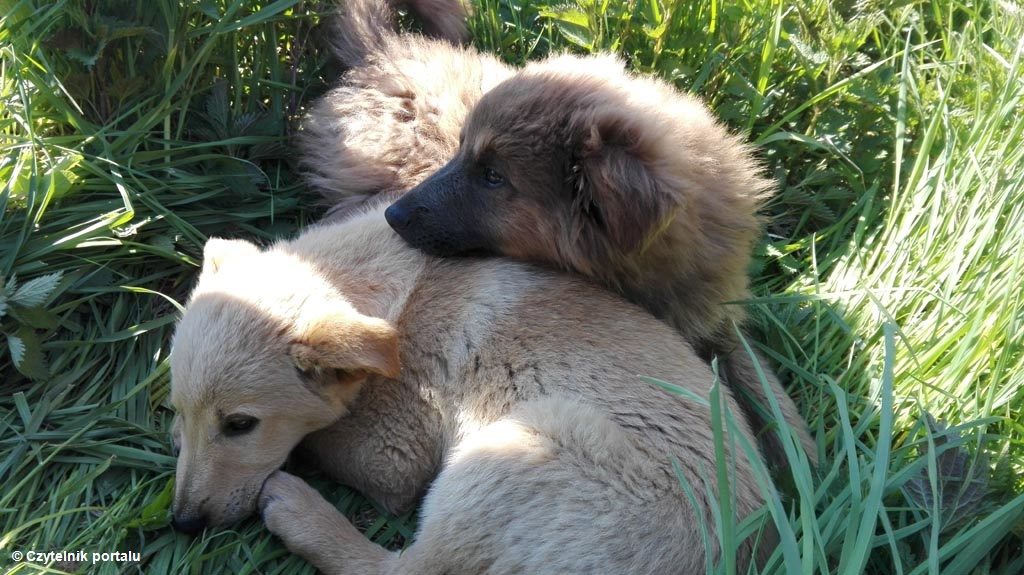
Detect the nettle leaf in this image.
<box><xmin>10</xmin><ymin>271</ymin><xmax>63</xmax><ymax>308</ymax></box>
<box><xmin>904</xmin><ymin>415</ymin><xmax>991</xmax><ymax>531</ymax></box>
<box><xmin>7</xmin><ymin>333</ymin><xmax>25</xmax><ymax>366</ymax></box>
<box><xmin>11</xmin><ymin>326</ymin><xmax>49</xmax><ymax>380</ymax></box>
<box><xmin>539</xmin><ymin>6</ymin><xmax>589</xmax><ymax>27</ymax></box>
<box><xmin>790</xmin><ymin>35</ymin><xmax>828</xmax><ymax>66</ymax></box>
<box><xmin>205</xmin><ymin>80</ymin><xmax>230</xmax><ymax>131</ymax></box>
<box><xmin>66</xmin><ymin>39</ymin><xmax>107</xmax><ymax>69</ymax></box>
<box><xmin>232</xmin><ymin>111</ymin><xmax>260</xmax><ymax>135</ymax></box>
<box><xmin>539</xmin><ymin>7</ymin><xmax>595</xmax><ymax>51</ymax></box>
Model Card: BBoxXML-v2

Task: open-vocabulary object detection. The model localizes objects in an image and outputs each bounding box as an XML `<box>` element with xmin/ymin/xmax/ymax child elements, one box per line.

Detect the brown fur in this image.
<box><xmin>457</xmin><ymin>57</ymin><xmax>817</xmax><ymax>468</ymax></box>
<box><xmin>170</xmin><ymin>207</ymin><xmax>776</xmax><ymax>572</ymax></box>
<box><xmin>300</xmin><ymin>0</ymin><xmax>512</xmax><ymax>218</ymax></box>
<box><xmin>302</xmin><ymin>0</ymin><xmax>814</xmax><ymax>467</ymax></box>
<box><xmin>326</xmin><ymin>0</ymin><xmax>470</xmax><ymax>66</ymax></box>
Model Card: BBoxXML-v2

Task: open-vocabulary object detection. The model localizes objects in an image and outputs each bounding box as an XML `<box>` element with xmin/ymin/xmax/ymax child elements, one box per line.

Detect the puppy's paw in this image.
<box><xmin>258</xmin><ymin>471</ymin><xmax>329</xmax><ymax>541</ymax></box>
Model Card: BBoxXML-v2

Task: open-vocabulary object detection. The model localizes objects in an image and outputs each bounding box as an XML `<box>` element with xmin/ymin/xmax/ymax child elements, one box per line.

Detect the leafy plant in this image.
<box><xmin>904</xmin><ymin>415</ymin><xmax>993</xmax><ymax>534</ymax></box>
<box><xmin>0</xmin><ymin>271</ymin><xmax>64</xmax><ymax>380</ymax></box>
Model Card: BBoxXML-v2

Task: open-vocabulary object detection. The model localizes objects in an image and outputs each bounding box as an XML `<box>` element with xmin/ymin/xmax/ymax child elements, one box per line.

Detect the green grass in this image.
<box><xmin>1</xmin><ymin>0</ymin><xmax>1022</xmax><ymax>573</ymax></box>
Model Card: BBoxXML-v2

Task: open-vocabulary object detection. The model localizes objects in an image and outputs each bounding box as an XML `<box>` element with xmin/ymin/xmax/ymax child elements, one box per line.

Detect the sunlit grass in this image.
<box><xmin>1</xmin><ymin>0</ymin><xmax>1022</xmax><ymax>573</ymax></box>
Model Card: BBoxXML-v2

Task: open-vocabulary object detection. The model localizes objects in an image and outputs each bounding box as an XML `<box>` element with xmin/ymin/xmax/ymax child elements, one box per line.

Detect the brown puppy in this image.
<box><xmin>302</xmin><ymin>0</ymin><xmax>814</xmax><ymax>467</ymax></box>
<box><xmin>383</xmin><ymin>54</ymin><xmax>816</xmax><ymax>468</ymax></box>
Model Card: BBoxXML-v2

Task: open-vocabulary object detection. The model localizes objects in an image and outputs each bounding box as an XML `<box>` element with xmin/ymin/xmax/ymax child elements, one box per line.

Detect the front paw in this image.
<box><xmin>259</xmin><ymin>471</ymin><xmax>329</xmax><ymax>541</ymax></box>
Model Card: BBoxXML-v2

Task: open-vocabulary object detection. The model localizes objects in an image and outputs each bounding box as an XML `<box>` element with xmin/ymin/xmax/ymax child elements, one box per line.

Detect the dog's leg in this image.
<box><xmin>260</xmin><ymin>471</ymin><xmax>395</xmax><ymax>575</ymax></box>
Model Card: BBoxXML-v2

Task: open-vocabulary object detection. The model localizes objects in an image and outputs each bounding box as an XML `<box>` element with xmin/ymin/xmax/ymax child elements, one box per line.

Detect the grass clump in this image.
<box><xmin>2</xmin><ymin>0</ymin><xmax>1023</xmax><ymax>573</ymax></box>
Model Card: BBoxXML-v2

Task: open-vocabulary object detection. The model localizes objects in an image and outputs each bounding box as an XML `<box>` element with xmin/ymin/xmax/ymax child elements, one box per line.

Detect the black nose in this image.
<box><xmin>171</xmin><ymin>514</ymin><xmax>208</xmax><ymax>536</ymax></box>
<box><xmin>386</xmin><ymin>202</ymin><xmax>431</xmax><ymax>232</ymax></box>
<box><xmin>384</xmin><ymin>202</ymin><xmax>411</xmax><ymax>230</ymax></box>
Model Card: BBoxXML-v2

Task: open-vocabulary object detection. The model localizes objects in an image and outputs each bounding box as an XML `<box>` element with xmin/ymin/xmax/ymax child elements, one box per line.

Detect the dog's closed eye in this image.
<box><xmin>295</xmin><ymin>364</ymin><xmax>316</xmax><ymax>383</ymax></box>
<box><xmin>223</xmin><ymin>414</ymin><xmax>259</xmax><ymax>437</ymax></box>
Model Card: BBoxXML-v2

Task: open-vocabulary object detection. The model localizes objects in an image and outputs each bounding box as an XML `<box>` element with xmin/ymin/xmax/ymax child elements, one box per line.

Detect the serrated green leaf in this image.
<box><xmin>553</xmin><ymin>24</ymin><xmax>595</xmax><ymax>51</ymax></box>
<box><xmin>206</xmin><ymin>80</ymin><xmax>230</xmax><ymax>130</ymax></box>
<box><xmin>538</xmin><ymin>8</ymin><xmax>594</xmax><ymax>51</ymax></box>
<box><xmin>7</xmin><ymin>333</ymin><xmax>25</xmax><ymax>366</ymax></box>
<box><xmin>4</xmin><ymin>275</ymin><xmax>17</xmax><ymax>297</ymax></box>
<box><xmin>538</xmin><ymin>7</ymin><xmax>589</xmax><ymax>28</ymax></box>
<box><xmin>790</xmin><ymin>35</ymin><xmax>828</xmax><ymax>66</ymax></box>
<box><xmin>66</xmin><ymin>39</ymin><xmax>106</xmax><ymax>69</ymax></box>
<box><xmin>10</xmin><ymin>271</ymin><xmax>63</xmax><ymax>307</ymax></box>
<box><xmin>233</xmin><ymin>111</ymin><xmax>260</xmax><ymax>135</ymax></box>
<box><xmin>12</xmin><ymin>326</ymin><xmax>49</xmax><ymax>380</ymax></box>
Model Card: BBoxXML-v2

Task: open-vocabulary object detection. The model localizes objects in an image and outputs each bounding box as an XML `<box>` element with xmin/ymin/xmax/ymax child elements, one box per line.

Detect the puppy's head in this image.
<box><xmin>169</xmin><ymin>238</ymin><xmax>399</xmax><ymax>533</ymax></box>
<box><xmin>386</xmin><ymin>54</ymin><xmax>767</xmax><ymax>279</ymax></box>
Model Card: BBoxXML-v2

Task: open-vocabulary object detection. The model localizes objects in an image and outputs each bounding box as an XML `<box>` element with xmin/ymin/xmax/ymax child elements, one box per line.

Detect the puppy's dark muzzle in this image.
<box><xmin>385</xmin><ymin>200</ymin><xmax>454</xmax><ymax>255</ymax></box>
<box><xmin>386</xmin><ymin>159</ymin><xmax>489</xmax><ymax>257</ymax></box>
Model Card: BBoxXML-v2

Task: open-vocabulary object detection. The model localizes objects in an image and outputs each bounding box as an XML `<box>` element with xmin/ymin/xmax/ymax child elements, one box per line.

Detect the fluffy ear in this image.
<box><xmin>573</xmin><ymin>119</ymin><xmax>676</xmax><ymax>252</ymax></box>
<box><xmin>202</xmin><ymin>238</ymin><xmax>260</xmax><ymax>274</ymax></box>
<box><xmin>290</xmin><ymin>308</ymin><xmax>400</xmax><ymax>380</ymax></box>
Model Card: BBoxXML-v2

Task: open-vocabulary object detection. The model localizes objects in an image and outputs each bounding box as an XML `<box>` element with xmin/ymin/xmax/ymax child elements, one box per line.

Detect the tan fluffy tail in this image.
<box><xmin>327</xmin><ymin>0</ymin><xmax>469</xmax><ymax>67</ymax></box>
<box><xmin>722</xmin><ymin>345</ymin><xmax>818</xmax><ymax>470</ymax></box>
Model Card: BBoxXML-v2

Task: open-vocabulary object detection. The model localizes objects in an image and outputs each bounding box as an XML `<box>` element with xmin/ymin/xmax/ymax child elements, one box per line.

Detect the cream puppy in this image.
<box><xmin>169</xmin><ymin>204</ymin><xmax>774</xmax><ymax>573</ymax></box>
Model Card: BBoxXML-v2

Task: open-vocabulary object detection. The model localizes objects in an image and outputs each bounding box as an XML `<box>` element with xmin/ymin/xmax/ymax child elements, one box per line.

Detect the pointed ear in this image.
<box><xmin>290</xmin><ymin>308</ymin><xmax>400</xmax><ymax>379</ymax></box>
<box><xmin>573</xmin><ymin>118</ymin><xmax>676</xmax><ymax>252</ymax></box>
<box><xmin>202</xmin><ymin>238</ymin><xmax>260</xmax><ymax>274</ymax></box>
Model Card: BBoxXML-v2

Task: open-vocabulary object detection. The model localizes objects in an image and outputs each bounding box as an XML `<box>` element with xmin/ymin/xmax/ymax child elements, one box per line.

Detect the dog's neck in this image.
<box><xmin>283</xmin><ymin>205</ymin><xmax>429</xmax><ymax>324</ymax></box>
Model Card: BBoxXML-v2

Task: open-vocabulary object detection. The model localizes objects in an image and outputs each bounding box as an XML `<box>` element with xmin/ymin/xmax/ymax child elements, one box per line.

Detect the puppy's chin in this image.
<box><xmin>419</xmin><ymin>242</ymin><xmax>492</xmax><ymax>258</ymax></box>
<box><xmin>393</xmin><ymin>228</ymin><xmax>489</xmax><ymax>258</ymax></box>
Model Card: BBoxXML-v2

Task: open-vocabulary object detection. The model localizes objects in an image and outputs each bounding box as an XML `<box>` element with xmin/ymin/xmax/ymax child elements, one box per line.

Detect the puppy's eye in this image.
<box><xmin>482</xmin><ymin>167</ymin><xmax>505</xmax><ymax>188</ymax></box>
<box><xmin>223</xmin><ymin>415</ymin><xmax>259</xmax><ymax>437</ymax></box>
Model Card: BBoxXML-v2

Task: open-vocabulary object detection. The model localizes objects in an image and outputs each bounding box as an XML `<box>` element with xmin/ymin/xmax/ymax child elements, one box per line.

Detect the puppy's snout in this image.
<box><xmin>386</xmin><ymin>202</ymin><xmax>428</xmax><ymax>231</ymax></box>
<box><xmin>171</xmin><ymin>513</ymin><xmax>208</xmax><ymax>536</ymax></box>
